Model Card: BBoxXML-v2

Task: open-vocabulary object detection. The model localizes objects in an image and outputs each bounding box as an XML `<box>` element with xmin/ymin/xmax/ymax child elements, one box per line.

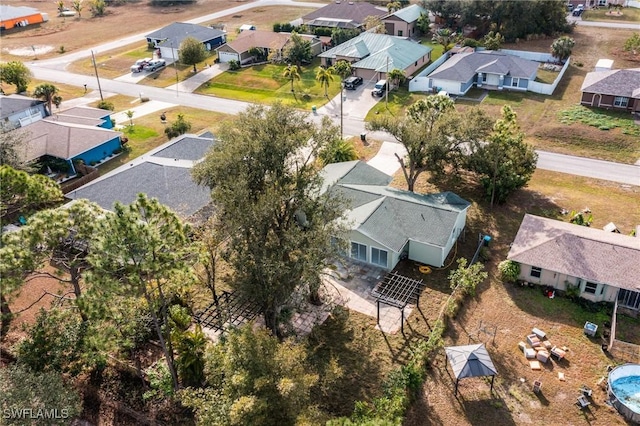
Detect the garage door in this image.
<box><xmin>218</xmin><ymin>51</ymin><xmax>239</xmax><ymax>63</ymax></box>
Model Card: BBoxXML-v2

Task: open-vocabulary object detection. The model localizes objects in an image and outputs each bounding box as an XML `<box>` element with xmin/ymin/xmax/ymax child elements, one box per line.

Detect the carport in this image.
<box><xmin>445</xmin><ymin>343</ymin><xmax>497</xmax><ymax>396</ymax></box>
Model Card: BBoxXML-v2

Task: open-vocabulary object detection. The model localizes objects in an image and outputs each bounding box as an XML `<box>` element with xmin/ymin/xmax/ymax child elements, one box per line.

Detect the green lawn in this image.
<box><xmin>582</xmin><ymin>8</ymin><xmax>640</xmax><ymax>22</ymax></box>
<box><xmin>196</xmin><ymin>61</ymin><xmax>341</xmax><ymax>110</ymax></box>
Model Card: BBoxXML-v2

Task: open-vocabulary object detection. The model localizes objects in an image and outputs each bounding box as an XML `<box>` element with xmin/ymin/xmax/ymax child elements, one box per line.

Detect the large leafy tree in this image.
<box><xmin>550</xmin><ymin>36</ymin><xmax>575</xmax><ymax>63</ymax></box>
<box><xmin>0</xmin><ymin>165</ymin><xmax>62</xmax><ymax>225</ymax></box>
<box><xmin>0</xmin><ymin>124</ymin><xmax>34</xmax><ymax>170</ymax></box>
<box><xmin>315</xmin><ymin>66</ymin><xmax>334</xmax><ymax>98</ymax></box>
<box><xmin>366</xmin><ymin>95</ymin><xmax>454</xmax><ymax>192</ymax></box>
<box><xmin>331</xmin><ymin>28</ymin><xmax>360</xmax><ymax>46</ymax></box>
<box><xmin>192</xmin><ymin>103</ymin><xmax>346</xmax><ymax>337</ymax></box>
<box><xmin>1</xmin><ymin>364</ymin><xmax>82</xmax><ymax>425</ymax></box>
<box><xmin>0</xmin><ymin>61</ymin><xmax>32</xmax><ymax>93</ymax></box>
<box><xmin>180</xmin><ymin>325</ymin><xmax>319</xmax><ymax>425</ymax></box>
<box><xmin>283</xmin><ymin>32</ymin><xmax>312</xmax><ymax>70</ymax></box>
<box><xmin>467</xmin><ymin>105</ymin><xmax>537</xmax><ymax>206</ymax></box>
<box><xmin>85</xmin><ymin>194</ymin><xmax>196</xmax><ymax>390</ymax></box>
<box><xmin>33</xmin><ymin>83</ymin><xmax>59</xmax><ymax>115</ymax></box>
<box><xmin>363</xmin><ymin>15</ymin><xmax>386</xmax><ymax>34</ymax></box>
<box><xmin>179</xmin><ymin>36</ymin><xmax>208</xmax><ymax>72</ymax></box>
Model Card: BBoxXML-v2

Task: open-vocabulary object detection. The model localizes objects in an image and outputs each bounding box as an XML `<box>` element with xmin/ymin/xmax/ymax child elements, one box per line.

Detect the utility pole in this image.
<box><xmin>385</xmin><ymin>55</ymin><xmax>389</xmax><ymax>108</ymax></box>
<box><xmin>340</xmin><ymin>80</ymin><xmax>344</xmax><ymax>139</ymax></box>
<box><xmin>91</xmin><ymin>50</ymin><xmax>104</xmax><ymax>101</ymax></box>
<box><xmin>172</xmin><ymin>41</ymin><xmax>179</xmax><ymax>97</ymax></box>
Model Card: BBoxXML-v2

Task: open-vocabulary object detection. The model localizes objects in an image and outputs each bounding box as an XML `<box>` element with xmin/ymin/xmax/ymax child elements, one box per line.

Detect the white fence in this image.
<box><xmin>528</xmin><ymin>56</ymin><xmax>571</xmax><ymax>95</ymax></box>
<box><xmin>409</xmin><ymin>51</ymin><xmax>451</xmax><ymax>92</ymax></box>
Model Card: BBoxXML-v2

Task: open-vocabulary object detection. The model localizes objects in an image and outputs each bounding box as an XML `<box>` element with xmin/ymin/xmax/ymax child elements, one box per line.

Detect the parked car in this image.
<box><xmin>371</xmin><ymin>79</ymin><xmax>388</xmax><ymax>97</ymax></box>
<box><xmin>130</xmin><ymin>58</ymin><xmax>151</xmax><ymax>73</ymax></box>
<box><xmin>344</xmin><ymin>76</ymin><xmax>363</xmax><ymax>90</ymax></box>
<box><xmin>144</xmin><ymin>59</ymin><xmax>166</xmax><ymax>72</ymax></box>
<box><xmin>572</xmin><ymin>4</ymin><xmax>584</xmax><ymax>16</ymax></box>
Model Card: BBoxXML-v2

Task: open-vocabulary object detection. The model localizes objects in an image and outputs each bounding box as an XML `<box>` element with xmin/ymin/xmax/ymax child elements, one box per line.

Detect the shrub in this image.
<box><xmin>164</xmin><ymin>113</ymin><xmax>192</xmax><ymax>139</ymax></box>
<box><xmin>228</xmin><ymin>59</ymin><xmax>240</xmax><ymax>70</ymax></box>
<box><xmin>462</xmin><ymin>38</ymin><xmax>480</xmax><ymax>47</ymax></box>
<box><xmin>498</xmin><ymin>260</ymin><xmax>520</xmax><ymax>283</ymax></box>
<box><xmin>97</xmin><ymin>100</ymin><xmax>114</xmax><ymax>111</ymax></box>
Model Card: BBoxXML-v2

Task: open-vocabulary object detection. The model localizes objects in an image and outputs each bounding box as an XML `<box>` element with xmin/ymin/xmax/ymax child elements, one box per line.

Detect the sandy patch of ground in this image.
<box><xmin>3</xmin><ymin>45</ymin><xmax>54</xmax><ymax>56</ymax></box>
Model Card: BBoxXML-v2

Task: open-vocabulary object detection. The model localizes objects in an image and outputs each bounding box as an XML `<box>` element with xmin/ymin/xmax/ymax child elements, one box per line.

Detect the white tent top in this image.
<box><xmin>445</xmin><ymin>343</ymin><xmax>497</xmax><ymax>380</ymax></box>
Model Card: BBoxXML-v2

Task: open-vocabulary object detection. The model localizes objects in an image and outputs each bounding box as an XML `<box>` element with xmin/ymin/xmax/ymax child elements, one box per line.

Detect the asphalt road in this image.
<box><xmin>566</xmin><ymin>13</ymin><xmax>640</xmax><ymax>29</ymax></box>
<box><xmin>26</xmin><ymin>2</ymin><xmax>640</xmax><ymax>187</ymax></box>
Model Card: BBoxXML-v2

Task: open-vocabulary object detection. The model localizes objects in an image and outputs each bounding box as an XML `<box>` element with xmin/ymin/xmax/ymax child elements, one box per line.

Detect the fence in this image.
<box><xmin>61</xmin><ymin>165</ymin><xmax>99</xmax><ymax>194</ymax></box>
<box><xmin>409</xmin><ymin>51</ymin><xmax>452</xmax><ymax>92</ymax></box>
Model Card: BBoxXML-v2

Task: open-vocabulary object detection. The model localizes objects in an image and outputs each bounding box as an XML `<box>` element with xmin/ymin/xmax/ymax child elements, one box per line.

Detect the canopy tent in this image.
<box><xmin>445</xmin><ymin>343</ymin><xmax>497</xmax><ymax>395</ymax></box>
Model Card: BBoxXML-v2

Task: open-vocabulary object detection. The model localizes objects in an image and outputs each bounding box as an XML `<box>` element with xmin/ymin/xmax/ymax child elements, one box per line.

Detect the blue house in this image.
<box><xmin>146</xmin><ymin>22</ymin><xmax>227</xmax><ymax>61</ymax></box>
<box><xmin>426</xmin><ymin>51</ymin><xmax>539</xmax><ymax>96</ymax></box>
<box><xmin>15</xmin><ymin>106</ymin><xmax>122</xmax><ymax>174</ymax></box>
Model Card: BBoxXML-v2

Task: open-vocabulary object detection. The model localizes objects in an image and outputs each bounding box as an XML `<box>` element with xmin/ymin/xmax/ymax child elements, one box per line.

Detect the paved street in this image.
<box><xmin>25</xmin><ymin>2</ymin><xmax>640</xmax><ymax>187</ymax></box>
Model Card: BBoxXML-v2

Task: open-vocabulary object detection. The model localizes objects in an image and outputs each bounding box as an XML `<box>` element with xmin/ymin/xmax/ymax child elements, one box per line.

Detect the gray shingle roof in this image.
<box><xmin>428</xmin><ymin>51</ymin><xmax>539</xmax><ymax>82</ymax></box>
<box><xmin>0</xmin><ymin>95</ymin><xmax>44</xmax><ymax>120</ymax></box>
<box><xmin>321</xmin><ymin>160</ymin><xmax>470</xmax><ymax>253</ymax></box>
<box><xmin>507</xmin><ymin>214</ymin><xmax>640</xmax><ymax>291</ymax></box>
<box><xmin>445</xmin><ymin>344</ymin><xmax>497</xmax><ymax>380</ymax></box>
<box><xmin>67</xmin><ymin>134</ymin><xmax>215</xmax><ymax>218</ymax></box>
<box><xmin>147</xmin><ymin>22</ymin><xmax>225</xmax><ymax>46</ymax></box>
<box><xmin>0</xmin><ymin>5</ymin><xmax>41</xmax><ymax>21</ymax></box>
<box><xmin>67</xmin><ymin>162</ymin><xmax>210</xmax><ymax>217</ymax></box>
<box><xmin>580</xmin><ymin>68</ymin><xmax>640</xmax><ymax>98</ymax></box>
<box><xmin>320</xmin><ymin>32</ymin><xmax>431</xmax><ymax>72</ymax></box>
<box><xmin>303</xmin><ymin>1</ymin><xmax>386</xmax><ymax>26</ymax></box>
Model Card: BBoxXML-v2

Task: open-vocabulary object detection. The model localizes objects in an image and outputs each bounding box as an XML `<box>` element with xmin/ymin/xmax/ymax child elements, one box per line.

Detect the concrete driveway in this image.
<box><xmin>317</xmin><ymin>81</ymin><xmax>382</xmax><ymax>121</ymax></box>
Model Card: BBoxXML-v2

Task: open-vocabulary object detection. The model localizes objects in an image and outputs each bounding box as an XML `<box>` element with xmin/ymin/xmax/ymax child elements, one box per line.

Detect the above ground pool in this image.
<box><xmin>608</xmin><ymin>364</ymin><xmax>640</xmax><ymax>424</ymax></box>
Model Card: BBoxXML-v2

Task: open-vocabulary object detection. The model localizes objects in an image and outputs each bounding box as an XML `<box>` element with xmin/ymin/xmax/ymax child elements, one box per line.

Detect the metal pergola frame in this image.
<box><xmin>371</xmin><ymin>271</ymin><xmax>424</xmax><ymax>334</ymax></box>
<box><xmin>194</xmin><ymin>290</ymin><xmax>261</xmax><ymax>333</ymax></box>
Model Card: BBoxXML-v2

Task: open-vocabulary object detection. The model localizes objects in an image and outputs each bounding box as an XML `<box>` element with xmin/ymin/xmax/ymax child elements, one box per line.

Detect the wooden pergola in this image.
<box><xmin>371</xmin><ymin>271</ymin><xmax>424</xmax><ymax>334</ymax></box>
<box><xmin>194</xmin><ymin>291</ymin><xmax>261</xmax><ymax>333</ymax></box>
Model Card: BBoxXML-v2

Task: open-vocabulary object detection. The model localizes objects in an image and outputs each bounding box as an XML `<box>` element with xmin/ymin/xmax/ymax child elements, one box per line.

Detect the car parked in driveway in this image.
<box><xmin>130</xmin><ymin>58</ymin><xmax>151</xmax><ymax>73</ymax></box>
<box><xmin>143</xmin><ymin>59</ymin><xmax>166</xmax><ymax>72</ymax></box>
<box><xmin>572</xmin><ymin>4</ymin><xmax>584</xmax><ymax>16</ymax></box>
<box><xmin>344</xmin><ymin>76</ymin><xmax>363</xmax><ymax>90</ymax></box>
<box><xmin>371</xmin><ymin>79</ymin><xmax>388</xmax><ymax>97</ymax></box>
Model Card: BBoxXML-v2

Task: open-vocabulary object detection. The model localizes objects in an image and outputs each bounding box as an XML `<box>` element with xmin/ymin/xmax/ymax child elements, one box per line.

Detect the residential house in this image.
<box><xmin>580</xmin><ymin>68</ymin><xmax>640</xmax><ymax>113</ymax></box>
<box><xmin>507</xmin><ymin>214</ymin><xmax>640</xmax><ymax>311</ymax></box>
<box><xmin>49</xmin><ymin>106</ymin><xmax>115</xmax><ymax>130</ymax></box>
<box><xmin>319</xmin><ymin>32</ymin><xmax>432</xmax><ymax>81</ymax></box>
<box><xmin>216</xmin><ymin>30</ymin><xmax>322</xmax><ymax>64</ymax></box>
<box><xmin>66</xmin><ymin>133</ymin><xmax>215</xmax><ymax>219</ymax></box>
<box><xmin>302</xmin><ymin>1</ymin><xmax>386</xmax><ymax>31</ymax></box>
<box><xmin>382</xmin><ymin>4</ymin><xmax>426</xmax><ymax>38</ymax></box>
<box><xmin>322</xmin><ymin>160</ymin><xmax>470</xmax><ymax>269</ymax></box>
<box><xmin>146</xmin><ymin>22</ymin><xmax>226</xmax><ymax>61</ymax></box>
<box><xmin>426</xmin><ymin>50</ymin><xmax>539</xmax><ymax>96</ymax></box>
<box><xmin>0</xmin><ymin>5</ymin><xmax>48</xmax><ymax>31</ymax></box>
<box><xmin>0</xmin><ymin>94</ymin><xmax>47</xmax><ymax>129</ymax></box>
<box><xmin>15</xmin><ymin>115</ymin><xmax>122</xmax><ymax>173</ymax></box>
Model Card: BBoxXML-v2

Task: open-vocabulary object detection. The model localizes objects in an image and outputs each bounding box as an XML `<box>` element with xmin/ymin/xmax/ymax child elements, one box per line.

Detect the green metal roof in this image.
<box><xmin>389</xmin><ymin>4</ymin><xmax>426</xmax><ymax>23</ymax></box>
<box><xmin>320</xmin><ymin>33</ymin><xmax>431</xmax><ymax>72</ymax></box>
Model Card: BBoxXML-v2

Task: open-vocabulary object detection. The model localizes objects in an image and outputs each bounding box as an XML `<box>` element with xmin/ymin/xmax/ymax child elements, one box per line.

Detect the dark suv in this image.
<box><xmin>344</xmin><ymin>76</ymin><xmax>363</xmax><ymax>90</ymax></box>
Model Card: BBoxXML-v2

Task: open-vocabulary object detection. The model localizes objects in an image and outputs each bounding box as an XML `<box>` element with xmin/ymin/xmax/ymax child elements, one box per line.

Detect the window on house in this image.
<box><xmin>584</xmin><ymin>282</ymin><xmax>598</xmax><ymax>294</ymax></box>
<box><xmin>351</xmin><ymin>242</ymin><xmax>367</xmax><ymax>262</ymax></box>
<box><xmin>371</xmin><ymin>248</ymin><xmax>388</xmax><ymax>267</ymax></box>
<box><xmin>530</xmin><ymin>266</ymin><xmax>542</xmax><ymax>278</ymax></box>
<box><xmin>511</xmin><ymin>77</ymin><xmax>519</xmax><ymax>87</ymax></box>
<box><xmin>614</xmin><ymin>97</ymin><xmax>629</xmax><ymax>107</ymax></box>
<box><xmin>482</xmin><ymin>74</ymin><xmax>487</xmax><ymax>83</ymax></box>
<box><xmin>619</xmin><ymin>289</ymin><xmax>640</xmax><ymax>310</ymax></box>
<box><xmin>398</xmin><ymin>30</ymin><xmax>403</xmax><ymax>37</ymax></box>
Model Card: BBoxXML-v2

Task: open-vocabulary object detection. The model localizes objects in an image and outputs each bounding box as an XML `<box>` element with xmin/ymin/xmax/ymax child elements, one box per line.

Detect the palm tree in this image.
<box><xmin>282</xmin><ymin>65</ymin><xmax>300</xmax><ymax>92</ymax></box>
<box><xmin>387</xmin><ymin>68</ymin><xmax>406</xmax><ymax>89</ymax></box>
<box><xmin>432</xmin><ymin>28</ymin><xmax>460</xmax><ymax>52</ymax></box>
<box><xmin>316</xmin><ymin>66</ymin><xmax>335</xmax><ymax>98</ymax></box>
<box><xmin>550</xmin><ymin>36</ymin><xmax>575</xmax><ymax>63</ymax></box>
<box><xmin>33</xmin><ymin>83</ymin><xmax>58</xmax><ymax>114</ymax></box>
<box><xmin>332</xmin><ymin>60</ymin><xmax>353</xmax><ymax>81</ymax></box>
<box><xmin>319</xmin><ymin>138</ymin><xmax>358</xmax><ymax>165</ymax></box>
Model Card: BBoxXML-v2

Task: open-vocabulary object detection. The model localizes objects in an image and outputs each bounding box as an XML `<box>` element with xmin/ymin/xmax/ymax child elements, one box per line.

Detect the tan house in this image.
<box><xmin>507</xmin><ymin>214</ymin><xmax>640</xmax><ymax>311</ymax></box>
<box><xmin>580</xmin><ymin>68</ymin><xmax>640</xmax><ymax>114</ymax></box>
<box><xmin>383</xmin><ymin>4</ymin><xmax>426</xmax><ymax>38</ymax></box>
<box><xmin>216</xmin><ymin>30</ymin><xmax>322</xmax><ymax>64</ymax></box>
<box><xmin>319</xmin><ymin>32</ymin><xmax>431</xmax><ymax>81</ymax></box>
